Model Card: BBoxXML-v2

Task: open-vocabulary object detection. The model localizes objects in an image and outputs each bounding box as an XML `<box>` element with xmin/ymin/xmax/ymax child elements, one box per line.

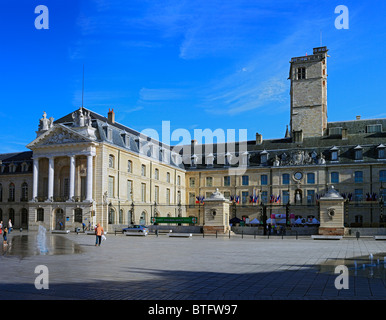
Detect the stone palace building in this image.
<box><xmin>0</xmin><ymin>46</ymin><xmax>385</xmax><ymax>232</ymax></box>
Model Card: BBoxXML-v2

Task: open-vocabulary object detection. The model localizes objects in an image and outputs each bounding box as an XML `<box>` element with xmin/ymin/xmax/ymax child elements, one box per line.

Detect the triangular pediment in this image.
<box><xmin>27</xmin><ymin>124</ymin><xmax>93</xmax><ymax>149</ymax></box>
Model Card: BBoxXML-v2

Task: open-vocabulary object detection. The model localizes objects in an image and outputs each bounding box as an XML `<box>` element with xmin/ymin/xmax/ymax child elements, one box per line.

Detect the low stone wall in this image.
<box><xmin>347</xmin><ymin>228</ymin><xmax>386</xmax><ymax>236</ymax></box>
<box><xmin>148</xmin><ymin>225</ymin><xmax>203</xmax><ymax>234</ymax></box>
<box><xmin>231</xmin><ymin>226</ymin><xmax>319</xmax><ymax>236</ymax></box>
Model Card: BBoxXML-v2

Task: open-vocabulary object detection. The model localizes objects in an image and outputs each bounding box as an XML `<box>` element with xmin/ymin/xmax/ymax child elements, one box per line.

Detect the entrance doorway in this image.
<box><xmin>54</xmin><ymin>208</ymin><xmax>65</xmax><ymax>230</ymax></box>
<box><xmin>21</xmin><ymin>208</ymin><xmax>28</xmax><ymax>229</ymax></box>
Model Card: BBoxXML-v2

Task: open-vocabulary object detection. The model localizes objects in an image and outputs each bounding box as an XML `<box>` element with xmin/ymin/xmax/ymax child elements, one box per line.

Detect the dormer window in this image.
<box><xmin>21</xmin><ymin>162</ymin><xmax>29</xmax><ymax>172</ymax></box>
<box><xmin>206</xmin><ymin>153</ymin><xmax>214</xmax><ymax>167</ymax></box>
<box><xmin>191</xmin><ymin>154</ymin><xmax>198</xmax><ymax>168</ymax></box>
<box><xmin>9</xmin><ymin>163</ymin><xmax>17</xmax><ymax>173</ymax></box>
<box><xmin>330</xmin><ymin>146</ymin><xmax>339</xmax><ymax>161</ymax></box>
<box><xmin>377</xmin><ymin>144</ymin><xmax>385</xmax><ymax>160</ymax></box>
<box><xmin>147</xmin><ymin>142</ymin><xmax>155</xmax><ymax>158</ymax></box>
<box><xmin>121</xmin><ymin>132</ymin><xmax>130</xmax><ymax>149</ymax></box>
<box><xmin>260</xmin><ymin>150</ymin><xmax>268</xmax><ymax>165</ymax></box>
<box><xmin>225</xmin><ymin>152</ymin><xmax>232</xmax><ymax>167</ymax></box>
<box><xmin>171</xmin><ymin>152</ymin><xmax>181</xmax><ymax>165</ymax></box>
<box><xmin>162</xmin><ymin>148</ymin><xmax>170</xmax><ymax>164</ymax></box>
<box><xmin>240</xmin><ymin>151</ymin><xmax>249</xmax><ymax>166</ymax></box>
<box><xmin>103</xmin><ymin>123</ymin><xmax>113</xmax><ymax>141</ymax></box>
<box><xmin>354</xmin><ymin>145</ymin><xmax>363</xmax><ymax>161</ymax></box>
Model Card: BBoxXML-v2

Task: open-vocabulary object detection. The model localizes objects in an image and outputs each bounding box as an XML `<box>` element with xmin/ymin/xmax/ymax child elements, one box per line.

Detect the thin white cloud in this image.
<box><xmin>139</xmin><ymin>88</ymin><xmax>191</xmax><ymax>101</ymax></box>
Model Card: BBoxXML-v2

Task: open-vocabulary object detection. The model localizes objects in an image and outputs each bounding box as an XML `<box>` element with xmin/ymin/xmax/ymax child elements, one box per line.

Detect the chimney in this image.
<box><xmin>293</xmin><ymin>130</ymin><xmax>303</xmax><ymax>143</ymax></box>
<box><xmin>341</xmin><ymin>128</ymin><xmax>348</xmax><ymax>140</ymax></box>
<box><xmin>256</xmin><ymin>133</ymin><xmax>263</xmax><ymax>145</ymax></box>
<box><xmin>108</xmin><ymin>108</ymin><xmax>115</xmax><ymax>124</ymax></box>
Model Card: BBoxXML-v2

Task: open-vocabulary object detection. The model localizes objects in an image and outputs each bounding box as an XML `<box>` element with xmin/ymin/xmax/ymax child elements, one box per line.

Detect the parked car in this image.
<box><xmin>122</xmin><ymin>225</ymin><xmax>149</xmax><ymax>235</ymax></box>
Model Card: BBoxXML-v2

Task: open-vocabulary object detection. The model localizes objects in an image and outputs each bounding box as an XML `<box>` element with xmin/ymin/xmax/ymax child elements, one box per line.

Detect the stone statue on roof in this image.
<box><xmin>38</xmin><ymin>111</ymin><xmax>54</xmax><ymax>131</ymax></box>
<box><xmin>72</xmin><ymin>107</ymin><xmax>92</xmax><ymax>127</ymax></box>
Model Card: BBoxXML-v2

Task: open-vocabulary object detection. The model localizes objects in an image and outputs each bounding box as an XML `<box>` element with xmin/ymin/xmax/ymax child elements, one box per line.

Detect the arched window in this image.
<box><xmin>74</xmin><ymin>208</ymin><xmax>82</xmax><ymax>223</ymax></box>
<box><xmin>127</xmin><ymin>209</ymin><xmax>132</xmax><ymax>225</ymax></box>
<box><xmin>139</xmin><ymin>211</ymin><xmax>146</xmax><ymax>225</ymax></box>
<box><xmin>21</xmin><ymin>208</ymin><xmax>28</xmax><ymax>228</ymax></box>
<box><xmin>108</xmin><ymin>207</ymin><xmax>115</xmax><ymax>224</ymax></box>
<box><xmin>8</xmin><ymin>183</ymin><xmax>15</xmax><ymax>202</ymax></box>
<box><xmin>109</xmin><ymin>154</ymin><xmax>115</xmax><ymax>168</ymax></box>
<box><xmin>119</xmin><ymin>209</ymin><xmax>123</xmax><ymax>224</ymax></box>
<box><xmin>37</xmin><ymin>208</ymin><xmax>44</xmax><ymax>222</ymax></box>
<box><xmin>21</xmin><ymin>182</ymin><xmax>28</xmax><ymax>201</ymax></box>
<box><xmin>8</xmin><ymin>208</ymin><xmax>15</xmax><ymax>223</ymax></box>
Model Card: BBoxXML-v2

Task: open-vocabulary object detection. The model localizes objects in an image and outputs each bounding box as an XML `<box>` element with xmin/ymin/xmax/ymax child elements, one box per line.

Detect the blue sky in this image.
<box><xmin>1</xmin><ymin>0</ymin><xmax>386</xmax><ymax>153</ymax></box>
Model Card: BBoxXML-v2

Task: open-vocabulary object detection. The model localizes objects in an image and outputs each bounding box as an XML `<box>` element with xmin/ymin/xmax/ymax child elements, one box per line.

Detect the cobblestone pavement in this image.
<box><xmin>0</xmin><ymin>231</ymin><xmax>385</xmax><ymax>300</ymax></box>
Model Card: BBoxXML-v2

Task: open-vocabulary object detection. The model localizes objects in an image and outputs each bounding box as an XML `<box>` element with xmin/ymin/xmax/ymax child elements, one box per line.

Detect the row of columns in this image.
<box><xmin>32</xmin><ymin>154</ymin><xmax>94</xmax><ymax>202</ymax></box>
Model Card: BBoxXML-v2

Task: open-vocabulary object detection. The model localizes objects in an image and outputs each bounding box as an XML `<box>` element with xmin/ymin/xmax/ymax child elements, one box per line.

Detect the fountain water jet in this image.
<box><xmin>37</xmin><ymin>225</ymin><xmax>48</xmax><ymax>254</ymax></box>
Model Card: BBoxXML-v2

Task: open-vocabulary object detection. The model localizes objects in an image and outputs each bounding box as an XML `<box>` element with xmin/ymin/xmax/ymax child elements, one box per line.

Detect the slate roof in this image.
<box><xmin>0</xmin><ymin>151</ymin><xmax>33</xmax><ymax>175</ymax></box>
<box><xmin>54</xmin><ymin>108</ymin><xmax>185</xmax><ymax>169</ymax></box>
<box><xmin>2</xmin><ymin>108</ymin><xmax>384</xmax><ymax>174</ymax></box>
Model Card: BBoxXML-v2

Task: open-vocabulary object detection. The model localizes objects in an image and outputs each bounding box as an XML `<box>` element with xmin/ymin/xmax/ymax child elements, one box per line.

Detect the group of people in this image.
<box><xmin>0</xmin><ymin>219</ymin><xmax>13</xmax><ymax>245</ymax></box>
<box><xmin>266</xmin><ymin>223</ymin><xmax>286</xmax><ymax>235</ymax></box>
<box><xmin>0</xmin><ymin>218</ymin><xmax>105</xmax><ymax>247</ymax></box>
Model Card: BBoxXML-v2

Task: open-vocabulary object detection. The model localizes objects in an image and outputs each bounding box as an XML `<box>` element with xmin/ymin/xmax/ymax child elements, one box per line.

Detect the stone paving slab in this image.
<box><xmin>0</xmin><ymin>232</ymin><xmax>385</xmax><ymax>300</ymax></box>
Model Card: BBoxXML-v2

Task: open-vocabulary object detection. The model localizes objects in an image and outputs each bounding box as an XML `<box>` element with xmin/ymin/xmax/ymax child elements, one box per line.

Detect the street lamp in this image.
<box><xmin>285</xmin><ymin>187</ymin><xmax>290</xmax><ymax>226</ymax></box>
<box><xmin>380</xmin><ymin>183</ymin><xmax>384</xmax><ymax>225</ymax></box>
<box><xmin>130</xmin><ymin>201</ymin><xmax>135</xmax><ymax>225</ymax></box>
<box><xmin>178</xmin><ymin>201</ymin><xmax>182</xmax><ymax>216</ymax></box>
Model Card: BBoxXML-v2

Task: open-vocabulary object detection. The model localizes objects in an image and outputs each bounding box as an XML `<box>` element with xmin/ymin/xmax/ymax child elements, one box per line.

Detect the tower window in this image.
<box><xmin>367</xmin><ymin>124</ymin><xmax>382</xmax><ymax>133</ymax></box>
<box><xmin>297</xmin><ymin>67</ymin><xmax>306</xmax><ymax>80</ymax></box>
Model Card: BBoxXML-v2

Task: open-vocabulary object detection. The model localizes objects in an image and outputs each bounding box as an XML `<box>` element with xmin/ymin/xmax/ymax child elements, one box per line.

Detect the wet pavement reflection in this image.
<box><xmin>1</xmin><ymin>233</ymin><xmax>83</xmax><ymax>258</ymax></box>
<box><xmin>319</xmin><ymin>252</ymin><xmax>386</xmax><ymax>280</ymax></box>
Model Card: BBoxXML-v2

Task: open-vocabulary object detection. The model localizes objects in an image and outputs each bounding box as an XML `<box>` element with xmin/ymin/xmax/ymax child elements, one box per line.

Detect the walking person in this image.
<box><xmin>95</xmin><ymin>223</ymin><xmax>104</xmax><ymax>246</ymax></box>
<box><xmin>8</xmin><ymin>219</ymin><xmax>12</xmax><ymax>234</ymax></box>
<box><xmin>3</xmin><ymin>227</ymin><xmax>8</xmax><ymax>246</ymax></box>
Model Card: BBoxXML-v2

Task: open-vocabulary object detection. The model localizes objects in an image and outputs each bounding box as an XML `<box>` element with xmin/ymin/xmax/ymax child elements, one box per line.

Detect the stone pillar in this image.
<box><xmin>318</xmin><ymin>186</ymin><xmax>345</xmax><ymax>235</ymax></box>
<box><xmin>203</xmin><ymin>188</ymin><xmax>231</xmax><ymax>234</ymax></box>
<box><xmin>47</xmin><ymin>157</ymin><xmax>54</xmax><ymax>201</ymax></box>
<box><xmin>32</xmin><ymin>157</ymin><xmax>39</xmax><ymax>200</ymax></box>
<box><xmin>68</xmin><ymin>155</ymin><xmax>76</xmax><ymax>201</ymax></box>
<box><xmin>86</xmin><ymin>154</ymin><xmax>93</xmax><ymax>202</ymax></box>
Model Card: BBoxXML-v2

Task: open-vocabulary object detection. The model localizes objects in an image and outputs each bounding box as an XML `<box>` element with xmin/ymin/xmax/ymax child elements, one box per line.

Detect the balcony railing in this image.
<box><xmin>34</xmin><ymin>195</ymin><xmax>86</xmax><ymax>202</ymax></box>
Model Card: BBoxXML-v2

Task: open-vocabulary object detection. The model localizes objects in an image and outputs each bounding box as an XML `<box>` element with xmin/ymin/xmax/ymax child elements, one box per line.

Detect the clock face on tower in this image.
<box><xmin>294</xmin><ymin>172</ymin><xmax>303</xmax><ymax>180</ymax></box>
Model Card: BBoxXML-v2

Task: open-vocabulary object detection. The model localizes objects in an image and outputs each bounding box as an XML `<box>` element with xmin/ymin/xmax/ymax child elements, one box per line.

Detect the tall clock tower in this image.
<box><xmin>289</xmin><ymin>46</ymin><xmax>328</xmax><ymax>138</ymax></box>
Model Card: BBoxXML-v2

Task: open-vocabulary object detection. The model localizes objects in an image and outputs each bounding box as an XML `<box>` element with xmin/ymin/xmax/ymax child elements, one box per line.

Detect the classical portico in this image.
<box><xmin>26</xmin><ymin>110</ymin><xmax>98</xmax><ymax>231</ymax></box>
<box><xmin>31</xmin><ymin>151</ymin><xmax>96</xmax><ymax>203</ymax></box>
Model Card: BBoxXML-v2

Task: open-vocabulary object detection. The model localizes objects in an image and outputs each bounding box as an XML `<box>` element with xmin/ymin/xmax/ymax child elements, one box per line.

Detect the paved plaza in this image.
<box><xmin>0</xmin><ymin>231</ymin><xmax>386</xmax><ymax>301</ymax></box>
